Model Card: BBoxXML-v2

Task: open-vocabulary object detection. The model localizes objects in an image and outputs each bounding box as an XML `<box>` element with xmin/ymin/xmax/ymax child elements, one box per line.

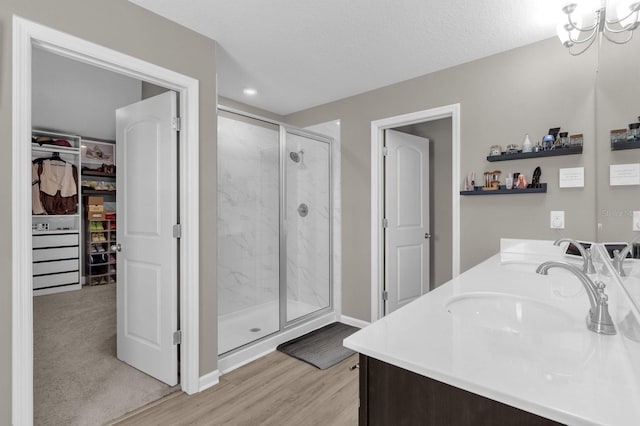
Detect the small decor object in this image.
<box><xmin>542</xmin><ymin>135</ymin><xmax>555</xmax><ymax>150</ymax></box>
<box><xmin>558</xmin><ymin>132</ymin><xmax>569</xmax><ymax>147</ymax></box>
<box><xmin>522</xmin><ymin>134</ymin><xmax>533</xmax><ymax>153</ymax></box>
<box><xmin>629</xmin><ymin>123</ymin><xmax>640</xmax><ymax>141</ymax></box>
<box><xmin>505</xmin><ymin>172</ymin><xmax>514</xmax><ymax>189</ymax></box>
<box><xmin>531</xmin><ymin>166</ymin><xmax>542</xmax><ymax>188</ymax></box>
<box><xmin>489</xmin><ymin>145</ymin><xmax>502</xmax><ymax>156</ymax></box>
<box><xmin>570</xmin><ymin>134</ymin><xmax>584</xmax><ymax>147</ymax></box>
<box><xmin>483</xmin><ymin>170</ymin><xmax>501</xmax><ymax>190</ymax></box>
<box><xmin>516</xmin><ymin>173</ymin><xmax>527</xmax><ymax>189</ymax></box>
<box><xmin>505</xmin><ymin>144</ymin><xmax>520</xmax><ymax>154</ymax></box>
<box><xmin>463</xmin><ymin>172</ymin><xmax>476</xmax><ymax>191</ymax></box>
<box><xmin>611</xmin><ymin>129</ymin><xmax>627</xmax><ymax>145</ymax></box>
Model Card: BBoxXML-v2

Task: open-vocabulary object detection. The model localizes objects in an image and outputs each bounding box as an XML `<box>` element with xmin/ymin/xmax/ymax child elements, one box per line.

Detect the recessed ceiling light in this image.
<box><xmin>243</xmin><ymin>88</ymin><xmax>257</xmax><ymax>96</ymax></box>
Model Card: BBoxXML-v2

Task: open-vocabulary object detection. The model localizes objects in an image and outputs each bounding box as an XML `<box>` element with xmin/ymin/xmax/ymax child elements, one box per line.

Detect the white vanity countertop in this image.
<box><xmin>344</xmin><ymin>240</ymin><xmax>640</xmax><ymax>426</ymax></box>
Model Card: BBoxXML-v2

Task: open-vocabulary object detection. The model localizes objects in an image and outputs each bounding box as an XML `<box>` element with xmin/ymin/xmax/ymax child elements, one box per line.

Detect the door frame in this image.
<box><xmin>12</xmin><ymin>16</ymin><xmax>200</xmax><ymax>425</ymax></box>
<box><xmin>370</xmin><ymin>104</ymin><xmax>460</xmax><ymax>321</ymax></box>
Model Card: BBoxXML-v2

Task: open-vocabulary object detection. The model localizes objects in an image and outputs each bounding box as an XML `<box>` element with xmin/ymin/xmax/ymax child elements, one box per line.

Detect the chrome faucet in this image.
<box><xmin>536</xmin><ymin>261</ymin><xmax>616</xmax><ymax>335</ymax></box>
<box><xmin>554</xmin><ymin>238</ymin><xmax>596</xmax><ymax>274</ymax></box>
<box><xmin>612</xmin><ymin>239</ymin><xmax>638</xmax><ymax>277</ymax></box>
<box><xmin>612</xmin><ymin>246</ymin><xmax>633</xmax><ymax>277</ymax></box>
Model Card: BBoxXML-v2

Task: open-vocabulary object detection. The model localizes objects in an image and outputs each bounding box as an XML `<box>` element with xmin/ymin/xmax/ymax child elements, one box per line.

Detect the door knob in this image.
<box><xmin>425</xmin><ymin>233</ymin><xmax>432</xmax><ymax>239</ymax></box>
<box><xmin>111</xmin><ymin>243</ymin><xmax>122</xmax><ymax>252</ymax></box>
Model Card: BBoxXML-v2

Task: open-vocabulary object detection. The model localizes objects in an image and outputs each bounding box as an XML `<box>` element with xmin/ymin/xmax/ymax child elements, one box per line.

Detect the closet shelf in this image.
<box><xmin>32</xmin><ymin>229</ymin><xmax>80</xmax><ymax>235</ymax></box>
<box><xmin>82</xmin><ymin>189</ymin><xmax>116</xmax><ymax>195</ymax></box>
<box><xmin>32</xmin><ymin>214</ymin><xmax>80</xmax><ymax>218</ymax></box>
<box><xmin>31</xmin><ymin>143</ymin><xmax>80</xmax><ymax>156</ymax></box>
<box><xmin>81</xmin><ymin>170</ymin><xmax>116</xmax><ymax>178</ymax></box>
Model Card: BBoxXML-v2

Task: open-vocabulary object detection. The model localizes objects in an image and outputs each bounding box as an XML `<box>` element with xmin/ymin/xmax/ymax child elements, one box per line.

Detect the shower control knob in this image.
<box><xmin>424</xmin><ymin>233</ymin><xmax>432</xmax><ymax>239</ymax></box>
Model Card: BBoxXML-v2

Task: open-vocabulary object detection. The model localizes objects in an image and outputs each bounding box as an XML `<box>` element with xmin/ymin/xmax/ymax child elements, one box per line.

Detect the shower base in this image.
<box><xmin>218</xmin><ymin>300</ymin><xmax>325</xmax><ymax>355</ymax></box>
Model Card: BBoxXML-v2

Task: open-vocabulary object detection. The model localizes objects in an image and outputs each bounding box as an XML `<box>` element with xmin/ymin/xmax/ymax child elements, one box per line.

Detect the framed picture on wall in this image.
<box><xmin>81</xmin><ymin>140</ymin><xmax>115</xmax><ymax>166</ymax></box>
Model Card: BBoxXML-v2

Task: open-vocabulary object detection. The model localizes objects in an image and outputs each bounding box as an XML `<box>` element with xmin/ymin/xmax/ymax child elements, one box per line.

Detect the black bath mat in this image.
<box><xmin>277</xmin><ymin>322</ymin><xmax>359</xmax><ymax>370</ymax></box>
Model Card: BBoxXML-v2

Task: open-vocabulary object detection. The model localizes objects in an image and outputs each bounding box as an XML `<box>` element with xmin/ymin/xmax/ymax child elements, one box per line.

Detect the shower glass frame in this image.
<box><xmin>217</xmin><ymin>105</ymin><xmax>334</xmax><ymax>355</ymax></box>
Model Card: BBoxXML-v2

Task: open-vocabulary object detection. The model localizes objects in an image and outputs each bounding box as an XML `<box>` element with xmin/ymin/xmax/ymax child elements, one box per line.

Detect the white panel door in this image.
<box><xmin>384</xmin><ymin>129</ymin><xmax>430</xmax><ymax>315</ymax></box>
<box><xmin>115</xmin><ymin>91</ymin><xmax>178</xmax><ymax>385</ymax></box>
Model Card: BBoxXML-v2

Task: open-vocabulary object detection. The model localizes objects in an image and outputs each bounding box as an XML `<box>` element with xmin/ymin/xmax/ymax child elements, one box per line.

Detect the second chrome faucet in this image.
<box><xmin>554</xmin><ymin>238</ymin><xmax>596</xmax><ymax>274</ymax></box>
<box><xmin>536</xmin><ymin>261</ymin><xmax>616</xmax><ymax>335</ymax></box>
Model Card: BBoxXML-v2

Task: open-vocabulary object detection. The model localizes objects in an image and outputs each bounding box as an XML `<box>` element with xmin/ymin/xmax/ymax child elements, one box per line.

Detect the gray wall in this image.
<box><xmin>286</xmin><ymin>37</ymin><xmax>599</xmax><ymax>322</ymax></box>
<box><xmin>141</xmin><ymin>81</ymin><xmax>171</xmax><ymax>100</ymax></box>
<box><xmin>395</xmin><ymin>118</ymin><xmax>453</xmax><ymax>288</ymax></box>
<box><xmin>32</xmin><ymin>48</ymin><xmax>142</xmax><ymax>140</ymax></box>
<box><xmin>1</xmin><ymin>1</ymin><xmax>217</xmax><ymax>421</ymax></box>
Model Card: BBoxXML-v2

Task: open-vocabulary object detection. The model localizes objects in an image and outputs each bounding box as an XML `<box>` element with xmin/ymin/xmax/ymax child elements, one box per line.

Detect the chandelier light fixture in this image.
<box><xmin>557</xmin><ymin>0</ymin><xmax>640</xmax><ymax>55</ymax></box>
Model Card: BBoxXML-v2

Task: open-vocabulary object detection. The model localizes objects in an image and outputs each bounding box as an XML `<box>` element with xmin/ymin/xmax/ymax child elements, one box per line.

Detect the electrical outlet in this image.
<box><xmin>550</xmin><ymin>211</ymin><xmax>565</xmax><ymax>229</ymax></box>
<box><xmin>633</xmin><ymin>211</ymin><xmax>640</xmax><ymax>231</ymax></box>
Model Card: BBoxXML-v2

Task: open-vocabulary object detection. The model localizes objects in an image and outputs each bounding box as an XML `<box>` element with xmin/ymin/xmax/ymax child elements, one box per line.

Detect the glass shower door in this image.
<box><xmin>284</xmin><ymin>129</ymin><xmax>332</xmax><ymax>323</ymax></box>
<box><xmin>217</xmin><ymin>111</ymin><xmax>280</xmax><ymax>354</ymax></box>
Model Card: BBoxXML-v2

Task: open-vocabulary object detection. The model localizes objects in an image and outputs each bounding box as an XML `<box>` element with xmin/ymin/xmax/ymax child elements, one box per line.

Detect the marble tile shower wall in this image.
<box><xmin>217</xmin><ymin>116</ymin><xmax>280</xmax><ymax>317</ymax></box>
<box><xmin>286</xmin><ymin>134</ymin><xmax>331</xmax><ymax>314</ymax></box>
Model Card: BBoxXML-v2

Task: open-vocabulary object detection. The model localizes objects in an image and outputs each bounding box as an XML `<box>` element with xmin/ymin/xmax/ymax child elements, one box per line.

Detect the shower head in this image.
<box><xmin>289</xmin><ymin>149</ymin><xmax>304</xmax><ymax>163</ymax></box>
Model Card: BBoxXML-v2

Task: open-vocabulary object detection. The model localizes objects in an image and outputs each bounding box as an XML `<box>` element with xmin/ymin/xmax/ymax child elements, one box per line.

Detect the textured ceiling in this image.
<box><xmin>129</xmin><ymin>0</ymin><xmax>562</xmax><ymax>115</ymax></box>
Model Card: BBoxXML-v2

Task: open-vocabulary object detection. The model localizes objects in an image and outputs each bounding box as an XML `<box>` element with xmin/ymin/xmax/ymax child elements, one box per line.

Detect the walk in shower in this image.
<box><xmin>217</xmin><ymin>108</ymin><xmax>332</xmax><ymax>355</ymax></box>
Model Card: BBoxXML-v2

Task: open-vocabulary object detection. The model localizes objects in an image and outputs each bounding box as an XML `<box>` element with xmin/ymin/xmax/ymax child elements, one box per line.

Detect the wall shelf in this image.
<box><xmin>611</xmin><ymin>140</ymin><xmax>640</xmax><ymax>151</ymax></box>
<box><xmin>82</xmin><ymin>189</ymin><xmax>116</xmax><ymax>196</ymax></box>
<box><xmin>486</xmin><ymin>146</ymin><xmax>582</xmax><ymax>162</ymax></box>
<box><xmin>460</xmin><ymin>183</ymin><xmax>547</xmax><ymax>196</ymax></box>
<box><xmin>81</xmin><ymin>170</ymin><xmax>116</xmax><ymax>178</ymax></box>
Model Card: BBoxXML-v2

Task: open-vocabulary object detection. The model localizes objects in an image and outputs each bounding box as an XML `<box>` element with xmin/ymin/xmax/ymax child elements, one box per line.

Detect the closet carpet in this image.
<box><xmin>34</xmin><ymin>284</ymin><xmax>176</xmax><ymax>426</ymax></box>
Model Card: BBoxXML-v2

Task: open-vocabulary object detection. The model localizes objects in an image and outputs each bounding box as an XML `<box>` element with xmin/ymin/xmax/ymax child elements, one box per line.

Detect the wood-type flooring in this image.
<box><xmin>113</xmin><ymin>351</ymin><xmax>359</xmax><ymax>426</ymax></box>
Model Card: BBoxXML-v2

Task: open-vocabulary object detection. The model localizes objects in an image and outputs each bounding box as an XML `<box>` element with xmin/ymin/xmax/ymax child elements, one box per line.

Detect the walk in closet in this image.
<box><xmin>31</xmin><ymin>129</ymin><xmax>117</xmax><ymax>294</ymax></box>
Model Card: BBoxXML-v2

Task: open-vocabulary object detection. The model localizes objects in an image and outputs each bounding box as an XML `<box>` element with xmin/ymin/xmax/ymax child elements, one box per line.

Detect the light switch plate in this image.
<box><xmin>550</xmin><ymin>211</ymin><xmax>565</xmax><ymax>229</ymax></box>
<box><xmin>633</xmin><ymin>211</ymin><xmax>640</xmax><ymax>231</ymax></box>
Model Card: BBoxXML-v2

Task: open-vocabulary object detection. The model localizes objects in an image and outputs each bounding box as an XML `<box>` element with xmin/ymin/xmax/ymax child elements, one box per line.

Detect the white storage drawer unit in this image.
<box><xmin>32</xmin><ymin>232</ymin><xmax>80</xmax><ymax>292</ymax></box>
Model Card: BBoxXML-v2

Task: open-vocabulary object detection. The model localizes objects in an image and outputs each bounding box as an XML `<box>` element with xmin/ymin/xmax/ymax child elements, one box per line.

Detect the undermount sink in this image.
<box><xmin>445</xmin><ymin>292</ymin><xmax>577</xmax><ymax>334</ymax></box>
<box><xmin>446</xmin><ymin>292</ymin><xmax>595</xmax><ymax>377</ymax></box>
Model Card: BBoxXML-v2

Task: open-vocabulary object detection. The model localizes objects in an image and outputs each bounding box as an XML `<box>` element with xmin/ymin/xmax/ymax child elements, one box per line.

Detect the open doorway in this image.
<box><xmin>31</xmin><ymin>48</ymin><xmax>180</xmax><ymax>424</ymax></box>
<box><xmin>12</xmin><ymin>17</ymin><xmax>201</xmax><ymax>425</ymax></box>
<box><xmin>370</xmin><ymin>105</ymin><xmax>461</xmax><ymax>320</ymax></box>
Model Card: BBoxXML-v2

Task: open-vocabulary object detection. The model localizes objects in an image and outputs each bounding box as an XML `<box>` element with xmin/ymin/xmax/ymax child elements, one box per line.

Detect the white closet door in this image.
<box><xmin>115</xmin><ymin>91</ymin><xmax>178</xmax><ymax>385</ymax></box>
<box><xmin>384</xmin><ymin>129</ymin><xmax>430</xmax><ymax>315</ymax></box>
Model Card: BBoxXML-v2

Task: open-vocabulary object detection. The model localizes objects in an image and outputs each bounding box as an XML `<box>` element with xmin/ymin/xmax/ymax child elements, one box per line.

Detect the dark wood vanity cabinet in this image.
<box><xmin>358</xmin><ymin>354</ymin><xmax>563</xmax><ymax>426</ymax></box>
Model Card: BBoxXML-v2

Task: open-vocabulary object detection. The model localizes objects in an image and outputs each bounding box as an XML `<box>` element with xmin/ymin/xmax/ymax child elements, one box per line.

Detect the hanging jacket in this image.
<box><xmin>35</xmin><ymin>159</ymin><xmax>78</xmax><ymax>215</ymax></box>
<box><xmin>32</xmin><ymin>163</ymin><xmax>46</xmax><ymax>215</ymax></box>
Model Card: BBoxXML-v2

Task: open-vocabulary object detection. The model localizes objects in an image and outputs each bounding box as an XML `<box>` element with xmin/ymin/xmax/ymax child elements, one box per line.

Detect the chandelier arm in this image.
<box><xmin>605</xmin><ymin>9</ymin><xmax>639</xmax><ymax>26</ymax></box>
<box><xmin>566</xmin><ymin>12</ymin><xmax>600</xmax><ymax>32</ymax></box>
<box><xmin>604</xmin><ymin>16</ymin><xmax>638</xmax><ymax>33</ymax></box>
<box><xmin>602</xmin><ymin>28</ymin><xmax>634</xmax><ymax>44</ymax></box>
<box><xmin>568</xmin><ymin>27</ymin><xmax>599</xmax><ymax>44</ymax></box>
<box><xmin>569</xmin><ymin>33</ymin><xmax>598</xmax><ymax>56</ymax></box>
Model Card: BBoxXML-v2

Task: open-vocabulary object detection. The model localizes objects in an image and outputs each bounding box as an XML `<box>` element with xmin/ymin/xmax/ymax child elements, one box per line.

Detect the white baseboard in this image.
<box><xmin>340</xmin><ymin>315</ymin><xmax>370</xmax><ymax>329</ymax></box>
<box><xmin>198</xmin><ymin>369</ymin><xmax>220</xmax><ymax>392</ymax></box>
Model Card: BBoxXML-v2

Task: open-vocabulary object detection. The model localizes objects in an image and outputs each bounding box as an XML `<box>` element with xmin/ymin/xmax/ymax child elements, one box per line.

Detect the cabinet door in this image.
<box><xmin>360</xmin><ymin>355</ymin><xmax>561</xmax><ymax>426</ymax></box>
